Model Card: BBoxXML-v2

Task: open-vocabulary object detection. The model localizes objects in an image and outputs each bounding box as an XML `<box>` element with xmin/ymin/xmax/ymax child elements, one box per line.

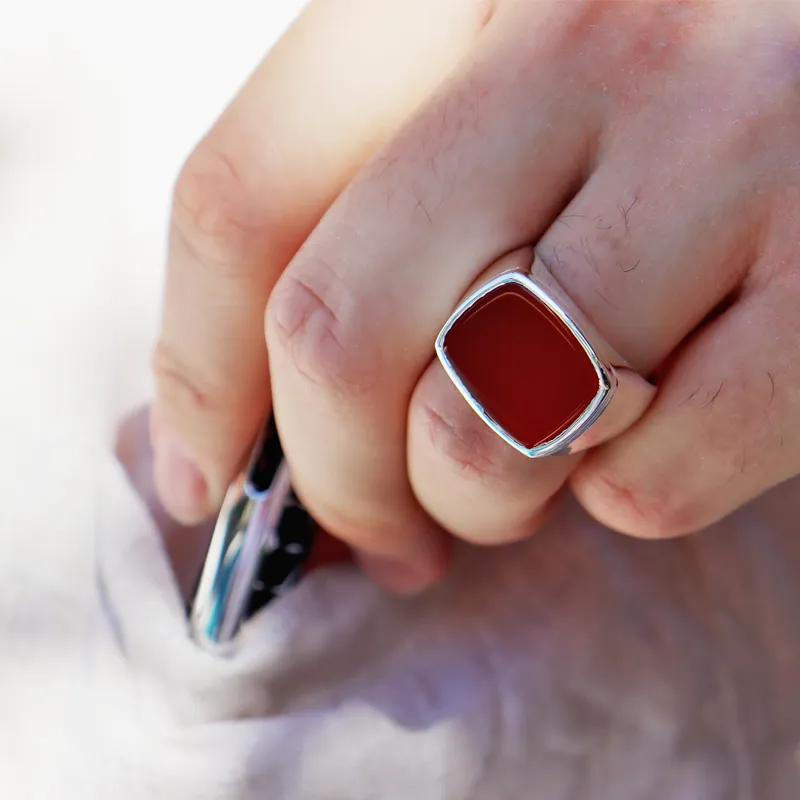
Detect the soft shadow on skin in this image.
<box><xmin>114</xmin><ymin>404</ymin><xmax>213</xmax><ymax>604</ymax></box>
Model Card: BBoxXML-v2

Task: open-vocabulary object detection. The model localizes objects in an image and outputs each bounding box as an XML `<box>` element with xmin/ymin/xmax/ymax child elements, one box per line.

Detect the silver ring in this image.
<box><xmin>436</xmin><ymin>254</ymin><xmax>653</xmax><ymax>457</ymax></box>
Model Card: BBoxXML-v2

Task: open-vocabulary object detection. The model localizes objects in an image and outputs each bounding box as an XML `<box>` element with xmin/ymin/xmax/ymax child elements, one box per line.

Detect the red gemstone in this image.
<box><xmin>441</xmin><ymin>282</ymin><xmax>600</xmax><ymax>449</ymax></box>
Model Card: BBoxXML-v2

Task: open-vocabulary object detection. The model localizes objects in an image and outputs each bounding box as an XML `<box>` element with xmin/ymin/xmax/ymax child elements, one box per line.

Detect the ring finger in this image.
<box><xmin>408</xmin><ymin>249</ymin><xmax>653</xmax><ymax>544</ymax></box>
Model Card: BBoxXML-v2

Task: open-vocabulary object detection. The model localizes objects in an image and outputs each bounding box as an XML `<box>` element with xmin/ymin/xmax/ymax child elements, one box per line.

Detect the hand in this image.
<box><xmin>152</xmin><ymin>0</ymin><xmax>800</xmax><ymax>592</ymax></box>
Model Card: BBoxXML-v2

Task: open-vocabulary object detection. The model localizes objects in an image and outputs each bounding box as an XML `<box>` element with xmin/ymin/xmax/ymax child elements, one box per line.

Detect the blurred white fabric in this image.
<box><xmin>1</xmin><ymin>2</ymin><xmax>800</xmax><ymax>797</ymax></box>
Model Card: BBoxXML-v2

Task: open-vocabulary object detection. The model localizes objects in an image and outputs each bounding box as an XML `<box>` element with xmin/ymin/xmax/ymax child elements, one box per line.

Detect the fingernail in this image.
<box><xmin>356</xmin><ymin>551</ymin><xmax>437</xmax><ymax>596</ymax></box>
<box><xmin>153</xmin><ymin>425</ymin><xmax>209</xmax><ymax>522</ymax></box>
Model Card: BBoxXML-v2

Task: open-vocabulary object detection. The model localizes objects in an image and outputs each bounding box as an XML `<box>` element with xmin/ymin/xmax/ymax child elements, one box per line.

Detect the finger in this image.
<box><xmin>409</xmin><ymin>354</ymin><xmax>578</xmax><ymax>544</ymax></box>
<box><xmin>405</xmin><ymin>250</ymin><xmax>577</xmax><ymax>544</ymax></box>
<box><xmin>406</xmin><ymin>254</ymin><xmax>653</xmax><ymax>543</ymax></box>
<box><xmin>534</xmin><ymin>124</ymin><xmax>759</xmax><ymax>376</ymax></box>
<box><xmin>266</xmin><ymin>12</ymin><xmax>602</xmax><ymax>577</ymax></box>
<box><xmin>570</xmin><ymin>369</ymin><xmax>655</xmax><ymax>452</ymax></box>
<box><xmin>572</xmin><ymin>277</ymin><xmax>800</xmax><ymax>538</ymax></box>
<box><xmin>401</xmin><ymin>62</ymin><xmax>761</xmax><ymax>547</ymax></box>
<box><xmin>150</xmin><ymin>0</ymin><xmax>486</xmax><ymax>523</ymax></box>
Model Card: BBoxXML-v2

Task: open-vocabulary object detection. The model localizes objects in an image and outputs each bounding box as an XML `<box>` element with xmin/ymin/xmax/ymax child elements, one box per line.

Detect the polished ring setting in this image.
<box><xmin>436</xmin><ymin>256</ymin><xmax>638</xmax><ymax>458</ymax></box>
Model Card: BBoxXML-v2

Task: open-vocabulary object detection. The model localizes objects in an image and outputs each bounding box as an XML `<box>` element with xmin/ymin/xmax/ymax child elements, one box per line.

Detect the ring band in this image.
<box><xmin>436</xmin><ymin>254</ymin><xmax>652</xmax><ymax>458</ymax></box>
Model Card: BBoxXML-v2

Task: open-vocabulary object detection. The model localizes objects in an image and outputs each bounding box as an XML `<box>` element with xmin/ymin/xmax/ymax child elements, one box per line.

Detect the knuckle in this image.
<box><xmin>150</xmin><ymin>338</ymin><xmax>225</xmax><ymax>418</ymax></box>
<box><xmin>266</xmin><ymin>257</ymin><xmax>380</xmax><ymax>398</ymax></box>
<box><xmin>416</xmin><ymin>387</ymin><xmax>519</xmax><ymax>491</ymax></box>
<box><xmin>577</xmin><ymin>465</ymin><xmax>696</xmax><ymax>540</ymax></box>
<box><xmin>171</xmin><ymin>136</ymin><xmax>268</xmax><ymax>273</ymax></box>
<box><xmin>538</xmin><ymin>203</ymin><xmax>636</xmax><ymax>283</ymax></box>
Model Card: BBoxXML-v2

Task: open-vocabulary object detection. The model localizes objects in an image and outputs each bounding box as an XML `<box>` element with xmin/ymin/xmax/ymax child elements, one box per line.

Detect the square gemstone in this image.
<box><xmin>440</xmin><ymin>281</ymin><xmax>601</xmax><ymax>450</ymax></box>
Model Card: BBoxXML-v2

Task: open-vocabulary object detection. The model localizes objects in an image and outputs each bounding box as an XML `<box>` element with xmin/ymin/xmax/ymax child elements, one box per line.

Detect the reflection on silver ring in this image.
<box><xmin>435</xmin><ymin>262</ymin><xmax>622</xmax><ymax>458</ymax></box>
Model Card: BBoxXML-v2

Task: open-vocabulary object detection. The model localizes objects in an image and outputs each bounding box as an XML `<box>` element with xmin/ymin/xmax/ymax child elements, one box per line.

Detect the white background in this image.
<box><xmin>0</xmin><ymin>1</ymin><xmax>306</xmax><ymax>794</ymax></box>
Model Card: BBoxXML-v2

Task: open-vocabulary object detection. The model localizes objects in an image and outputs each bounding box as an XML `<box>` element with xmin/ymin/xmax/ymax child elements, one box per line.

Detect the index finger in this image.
<box><xmin>151</xmin><ymin>0</ymin><xmax>485</xmax><ymax>522</ymax></box>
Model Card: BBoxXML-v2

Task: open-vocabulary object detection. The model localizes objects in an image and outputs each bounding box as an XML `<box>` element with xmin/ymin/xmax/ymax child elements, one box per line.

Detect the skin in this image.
<box><xmin>150</xmin><ymin>0</ymin><xmax>800</xmax><ymax>592</ymax></box>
